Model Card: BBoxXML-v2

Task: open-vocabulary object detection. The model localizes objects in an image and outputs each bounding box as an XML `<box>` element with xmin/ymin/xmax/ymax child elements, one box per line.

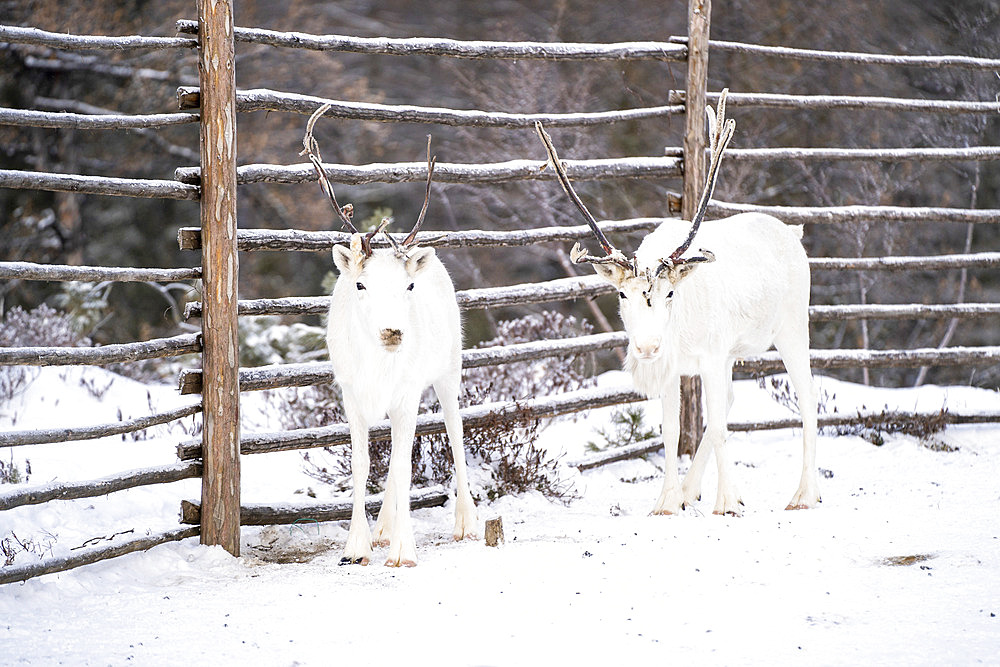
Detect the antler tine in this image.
<box><xmin>402</xmin><ymin>135</ymin><xmax>436</xmax><ymax>247</ymax></box>
<box><xmin>365</xmin><ymin>217</ymin><xmax>393</xmax><ymax>252</ymax></box>
<box><xmin>301</xmin><ymin>103</ymin><xmax>372</xmax><ymax>255</ymax></box>
<box><xmin>668</xmin><ymin>88</ymin><xmax>735</xmax><ymax>264</ymax></box>
<box><xmin>534</xmin><ymin>122</ymin><xmax>634</xmax><ymax>272</ymax></box>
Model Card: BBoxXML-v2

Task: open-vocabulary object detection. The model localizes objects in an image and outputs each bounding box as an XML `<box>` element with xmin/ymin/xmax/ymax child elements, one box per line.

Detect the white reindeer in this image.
<box><xmin>535</xmin><ymin>90</ymin><xmax>820</xmax><ymax>515</ymax></box>
<box><xmin>303</xmin><ymin>105</ymin><xmax>477</xmax><ymax>566</ymax></box>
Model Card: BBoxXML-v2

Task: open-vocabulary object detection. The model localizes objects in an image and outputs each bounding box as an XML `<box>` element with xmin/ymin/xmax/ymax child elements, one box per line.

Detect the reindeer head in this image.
<box><xmin>332</xmin><ymin>234</ymin><xmax>438</xmax><ymax>353</ymax></box>
<box><xmin>536</xmin><ymin>89</ymin><xmax>734</xmax><ymax>361</ymax></box>
<box><xmin>305</xmin><ymin>104</ymin><xmax>439</xmax><ymax>353</ymax></box>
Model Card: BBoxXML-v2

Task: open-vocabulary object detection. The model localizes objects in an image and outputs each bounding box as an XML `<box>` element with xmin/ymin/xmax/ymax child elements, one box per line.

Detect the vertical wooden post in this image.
<box><xmin>197</xmin><ymin>0</ymin><xmax>240</xmax><ymax>556</ymax></box>
<box><xmin>678</xmin><ymin>0</ymin><xmax>711</xmax><ymax>458</ymax></box>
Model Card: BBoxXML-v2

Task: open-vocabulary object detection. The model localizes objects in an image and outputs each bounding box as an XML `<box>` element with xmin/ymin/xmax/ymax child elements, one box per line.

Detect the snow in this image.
<box><xmin>2</xmin><ymin>366</ymin><xmax>999</xmax><ymax>665</ymax></box>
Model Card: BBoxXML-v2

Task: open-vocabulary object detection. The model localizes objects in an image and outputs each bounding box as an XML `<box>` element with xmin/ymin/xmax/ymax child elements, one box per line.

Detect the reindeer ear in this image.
<box><xmin>405</xmin><ymin>246</ymin><xmax>436</xmax><ymax>276</ymax></box>
<box><xmin>664</xmin><ymin>249</ymin><xmax>715</xmax><ymax>285</ymax></box>
<box><xmin>332</xmin><ymin>234</ymin><xmax>367</xmax><ymax>275</ymax></box>
<box><xmin>591</xmin><ymin>262</ymin><xmax>628</xmax><ymax>287</ymax></box>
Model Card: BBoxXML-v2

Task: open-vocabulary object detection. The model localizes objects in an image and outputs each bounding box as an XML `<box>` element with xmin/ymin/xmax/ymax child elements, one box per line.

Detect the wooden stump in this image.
<box><xmin>484</xmin><ymin>517</ymin><xmax>504</xmax><ymax>547</ymax></box>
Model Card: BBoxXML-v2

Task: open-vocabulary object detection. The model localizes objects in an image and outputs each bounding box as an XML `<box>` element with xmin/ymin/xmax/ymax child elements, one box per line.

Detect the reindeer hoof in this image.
<box><xmin>650</xmin><ymin>508</ymin><xmax>677</xmax><ymax>516</ymax></box>
<box><xmin>374</xmin><ymin>538</ymin><xmax>390</xmax><ymax>547</ymax></box>
<box><xmin>339</xmin><ymin>556</ymin><xmax>369</xmax><ymax>566</ymax></box>
<box><xmin>385</xmin><ymin>558</ymin><xmax>417</xmax><ymax>568</ymax></box>
<box><xmin>785</xmin><ymin>501</ymin><xmax>819</xmax><ymax>510</ymax></box>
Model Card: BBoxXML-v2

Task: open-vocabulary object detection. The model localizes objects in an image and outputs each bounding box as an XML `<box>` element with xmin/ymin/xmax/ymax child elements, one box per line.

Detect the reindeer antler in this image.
<box><xmin>301</xmin><ymin>103</ymin><xmax>374</xmax><ymax>257</ymax></box>
<box><xmin>534</xmin><ymin>121</ymin><xmax>636</xmax><ymax>274</ymax></box>
<box><xmin>401</xmin><ymin>135</ymin><xmax>437</xmax><ymax>248</ymax></box>
<box><xmin>660</xmin><ymin>88</ymin><xmax>735</xmax><ymax>272</ymax></box>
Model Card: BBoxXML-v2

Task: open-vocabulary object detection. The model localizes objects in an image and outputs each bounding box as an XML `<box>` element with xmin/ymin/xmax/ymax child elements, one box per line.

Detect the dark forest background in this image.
<box><xmin>1</xmin><ymin>0</ymin><xmax>998</xmax><ymax>387</ymax></box>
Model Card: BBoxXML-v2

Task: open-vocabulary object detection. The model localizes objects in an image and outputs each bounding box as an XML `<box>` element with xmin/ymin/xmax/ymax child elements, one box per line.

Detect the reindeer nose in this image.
<box><xmin>634</xmin><ymin>337</ymin><xmax>662</xmax><ymax>359</ymax></box>
<box><xmin>380</xmin><ymin>328</ymin><xmax>403</xmax><ymax>350</ymax></box>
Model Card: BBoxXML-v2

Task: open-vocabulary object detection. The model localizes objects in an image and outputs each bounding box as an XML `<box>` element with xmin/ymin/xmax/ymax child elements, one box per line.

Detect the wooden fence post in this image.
<box><xmin>678</xmin><ymin>0</ymin><xmax>711</xmax><ymax>458</ymax></box>
<box><xmin>197</xmin><ymin>0</ymin><xmax>241</xmax><ymax>556</ymax></box>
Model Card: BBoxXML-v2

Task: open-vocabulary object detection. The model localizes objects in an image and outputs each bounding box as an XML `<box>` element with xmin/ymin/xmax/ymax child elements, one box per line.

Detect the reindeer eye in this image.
<box><xmin>618</xmin><ymin>291</ymin><xmax>627</xmax><ymax>299</ymax></box>
<box><xmin>356</xmin><ymin>282</ymin><xmax>366</xmax><ymax>291</ymax></box>
<box><xmin>407</xmin><ymin>283</ymin><xmax>415</xmax><ymax>291</ymax></box>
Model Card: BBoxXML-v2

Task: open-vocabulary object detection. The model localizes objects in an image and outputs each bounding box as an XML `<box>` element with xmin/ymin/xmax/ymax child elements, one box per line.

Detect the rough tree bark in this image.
<box><xmin>197</xmin><ymin>0</ymin><xmax>241</xmax><ymax>557</ymax></box>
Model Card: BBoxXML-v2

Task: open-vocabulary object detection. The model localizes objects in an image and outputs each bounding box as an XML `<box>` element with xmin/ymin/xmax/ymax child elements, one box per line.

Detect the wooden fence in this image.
<box><xmin>2</xmin><ymin>0</ymin><xmax>1000</xmax><ymax>584</ymax></box>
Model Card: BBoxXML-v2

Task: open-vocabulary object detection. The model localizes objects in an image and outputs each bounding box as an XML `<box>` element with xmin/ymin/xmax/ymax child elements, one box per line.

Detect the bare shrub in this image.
<box><xmin>0</xmin><ymin>304</ymin><xmax>91</xmax><ymax>401</ymax></box>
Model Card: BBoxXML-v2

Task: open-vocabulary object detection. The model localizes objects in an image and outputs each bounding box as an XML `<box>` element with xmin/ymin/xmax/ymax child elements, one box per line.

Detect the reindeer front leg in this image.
<box><xmin>341</xmin><ymin>394</ymin><xmax>374</xmax><ymax>565</ymax></box>
<box><xmin>701</xmin><ymin>369</ymin><xmax>743</xmax><ymax>516</ymax></box>
<box><xmin>435</xmin><ymin>374</ymin><xmax>478</xmax><ymax>540</ymax></box>
<box><xmin>652</xmin><ymin>375</ymin><xmax>684</xmax><ymax>514</ymax></box>
<box><xmin>384</xmin><ymin>403</ymin><xmax>419</xmax><ymax>567</ymax></box>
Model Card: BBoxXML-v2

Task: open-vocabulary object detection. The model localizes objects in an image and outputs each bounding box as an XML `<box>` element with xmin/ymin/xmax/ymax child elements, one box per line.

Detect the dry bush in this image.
<box><xmin>0</xmin><ymin>304</ymin><xmax>90</xmax><ymax>401</ymax></box>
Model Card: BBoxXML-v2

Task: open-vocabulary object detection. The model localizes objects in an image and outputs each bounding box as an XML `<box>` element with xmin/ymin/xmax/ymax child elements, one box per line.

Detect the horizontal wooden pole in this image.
<box><xmin>668</xmin><ymin>90</ymin><xmax>999</xmax><ymax>115</ymax></box>
<box><xmin>176</xmin><ymin>86</ymin><xmax>683</xmax><ymax>127</ymax></box>
<box><xmin>183</xmin><ymin>269</ymin><xmax>1000</xmax><ymax>319</ymax></box>
<box><xmin>0</xmin><ymin>527</ymin><xmax>201</xmax><ymax>586</ymax></box>
<box><xmin>177</xmin><ymin>340</ymin><xmax>1000</xmax><ymax>397</ymax></box>
<box><xmin>811</xmin><ymin>303</ymin><xmax>1000</xmax><ymax>321</ymax></box>
<box><xmin>738</xmin><ymin>346</ymin><xmax>1000</xmax><ymax>374</ymax></box>
<box><xmin>670</xmin><ymin>36</ymin><xmax>1000</xmax><ymax>71</ymax></box>
<box><xmin>176</xmin><ymin>345</ymin><xmax>1000</xmax><ymax>459</ymax></box>
<box><xmin>175</xmin><ymin>223</ymin><xmax>1000</xmax><ymax>273</ymax></box>
<box><xmin>175</xmin><ymin>20</ymin><xmax>686</xmax><ymax>61</ymax></box>
<box><xmin>0</xmin><ymin>333</ymin><xmax>201</xmax><ymax>366</ymax></box>
<box><xmin>177</xmin><ymin>219</ymin><xmax>664</xmax><ymax>252</ymax></box>
<box><xmin>177</xmin><ymin>385</ymin><xmax>645</xmax><ymax>459</ymax></box>
<box><xmin>183</xmin><ymin>275</ymin><xmax>615</xmax><ymax>318</ymax></box>
<box><xmin>178</xmin><ymin>332</ymin><xmax>628</xmax><ymax>395</ymax></box>
<box><xmin>179</xmin><ymin>486</ymin><xmax>449</xmax><ymax>526</ymax></box>
<box><xmin>705</xmin><ymin>200</ymin><xmax>1000</xmax><ymax>225</ymax></box>
<box><xmin>0</xmin><ymin>168</ymin><xmax>199</xmax><ymax>200</ymax></box>
<box><xmin>0</xmin><ymin>461</ymin><xmax>203</xmax><ymax>511</ymax></box>
<box><xmin>173</xmin><ymin>156</ymin><xmax>682</xmax><ymax>187</ymax></box>
<box><xmin>569</xmin><ymin>408</ymin><xmax>1000</xmax><ymax>470</ymax></box>
<box><xmin>0</xmin><ymin>261</ymin><xmax>201</xmax><ymax>282</ymax></box>
<box><xmin>0</xmin><ymin>106</ymin><xmax>199</xmax><ymax>130</ymax></box>
<box><xmin>724</xmin><ymin>146</ymin><xmax>1000</xmax><ymax>163</ymax></box>
<box><xmin>0</xmin><ymin>402</ymin><xmax>202</xmax><ymax>447</ymax></box>
<box><xmin>810</xmin><ymin>252</ymin><xmax>1000</xmax><ymax>271</ymax></box>
<box><xmin>0</xmin><ymin>24</ymin><xmax>196</xmax><ymax>50</ymax></box>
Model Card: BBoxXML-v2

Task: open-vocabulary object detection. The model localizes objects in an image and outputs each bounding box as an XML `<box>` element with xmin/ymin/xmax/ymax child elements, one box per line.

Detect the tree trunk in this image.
<box><xmin>197</xmin><ymin>0</ymin><xmax>241</xmax><ymax>557</ymax></box>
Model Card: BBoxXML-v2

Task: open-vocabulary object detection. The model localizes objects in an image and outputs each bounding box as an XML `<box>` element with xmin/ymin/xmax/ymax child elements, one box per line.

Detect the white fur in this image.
<box><xmin>592</xmin><ymin>212</ymin><xmax>820</xmax><ymax>515</ymax></box>
<box><xmin>327</xmin><ymin>236</ymin><xmax>477</xmax><ymax>566</ymax></box>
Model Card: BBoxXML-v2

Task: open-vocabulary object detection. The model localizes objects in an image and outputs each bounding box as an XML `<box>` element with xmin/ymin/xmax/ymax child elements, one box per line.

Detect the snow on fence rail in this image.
<box><xmin>174</xmin><ymin>20</ymin><xmax>688</xmax><ymax>61</ymax></box>
<box><xmin>173</xmin><ymin>344</ymin><xmax>1000</xmax><ymax>399</ymax></box>
<box><xmin>0</xmin><ymin>333</ymin><xmax>201</xmax><ymax>366</ymax></box>
<box><xmin>180</xmin><ymin>277</ymin><xmax>1000</xmax><ymax>322</ymax></box>
<box><xmin>0</xmin><ymin>24</ymin><xmax>196</xmax><ymax>51</ymax></box>
<box><xmin>672</xmin><ymin>37</ymin><xmax>1000</xmax><ymax>71</ymax></box>
<box><xmin>0</xmin><ymin>107</ymin><xmax>199</xmax><ymax>130</ymax></box>
<box><xmin>0</xmin><ymin>403</ymin><xmax>203</xmax><ymax>448</ymax></box>
<box><xmin>176</xmin><ymin>86</ymin><xmax>685</xmax><ymax>128</ymax></box>
<box><xmin>0</xmin><ymin>168</ymin><xmax>200</xmax><ymax>200</ymax></box>
<box><xmin>173</xmin><ymin>156</ymin><xmax>683</xmax><ymax>187</ymax></box>
<box><xmin>0</xmin><ymin>261</ymin><xmax>201</xmax><ymax>282</ymax></box>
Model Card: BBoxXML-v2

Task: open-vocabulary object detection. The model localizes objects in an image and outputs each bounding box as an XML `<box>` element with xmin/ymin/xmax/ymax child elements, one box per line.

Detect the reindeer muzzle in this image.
<box><xmin>380</xmin><ymin>328</ymin><xmax>403</xmax><ymax>350</ymax></box>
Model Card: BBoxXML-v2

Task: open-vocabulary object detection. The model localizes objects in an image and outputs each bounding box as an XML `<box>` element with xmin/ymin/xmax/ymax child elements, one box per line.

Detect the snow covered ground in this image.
<box><xmin>2</xmin><ymin>366</ymin><xmax>998</xmax><ymax>665</ymax></box>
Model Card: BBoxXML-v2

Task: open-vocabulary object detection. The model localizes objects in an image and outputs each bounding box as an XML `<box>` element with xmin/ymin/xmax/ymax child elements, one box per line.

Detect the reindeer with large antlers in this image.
<box><xmin>536</xmin><ymin>90</ymin><xmax>820</xmax><ymax>515</ymax></box>
<box><xmin>304</xmin><ymin>104</ymin><xmax>477</xmax><ymax>566</ymax></box>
